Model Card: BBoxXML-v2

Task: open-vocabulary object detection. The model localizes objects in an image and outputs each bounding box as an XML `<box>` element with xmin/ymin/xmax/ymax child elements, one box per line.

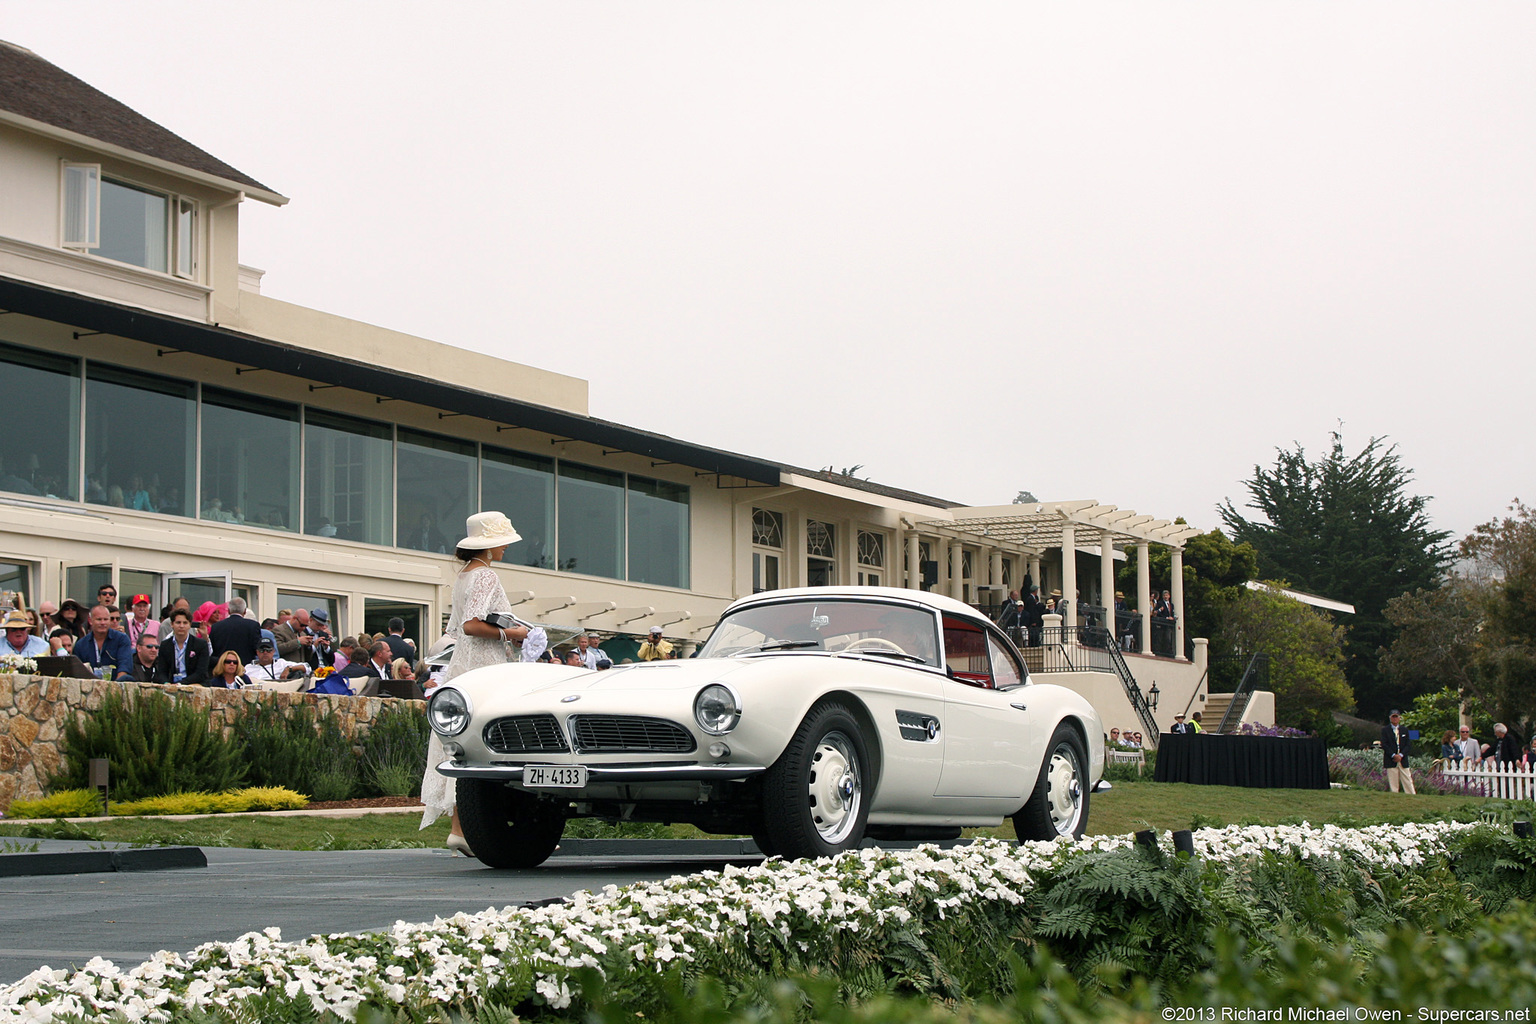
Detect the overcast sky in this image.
<box><xmin>5</xmin><ymin>2</ymin><xmax>1532</xmax><ymax>540</ymax></box>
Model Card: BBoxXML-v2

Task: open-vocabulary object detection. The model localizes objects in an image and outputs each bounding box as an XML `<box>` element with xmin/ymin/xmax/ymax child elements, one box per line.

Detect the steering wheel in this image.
<box><xmin>843</xmin><ymin>637</ymin><xmax>908</xmax><ymax>655</ymax></box>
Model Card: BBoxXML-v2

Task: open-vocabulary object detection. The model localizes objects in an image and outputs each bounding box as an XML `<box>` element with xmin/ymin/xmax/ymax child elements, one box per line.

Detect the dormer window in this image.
<box><xmin>61</xmin><ymin>161</ymin><xmax>198</xmax><ymax>278</ymax></box>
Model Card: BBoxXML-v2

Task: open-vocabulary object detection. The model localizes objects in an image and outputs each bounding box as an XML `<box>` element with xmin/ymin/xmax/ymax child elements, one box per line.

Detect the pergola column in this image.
<box><xmin>1136</xmin><ymin>541</ymin><xmax>1151</xmax><ymax>655</ymax></box>
<box><xmin>906</xmin><ymin>532</ymin><xmax>921</xmax><ymax>591</ymax></box>
<box><xmin>1060</xmin><ymin>525</ymin><xmax>1077</xmax><ymax>629</ymax></box>
<box><xmin>988</xmin><ymin>548</ymin><xmax>1003</xmax><ymax>593</ymax></box>
<box><xmin>1099</xmin><ymin>538</ymin><xmax>1115</xmax><ymax>624</ymax></box>
<box><xmin>1171</xmin><ymin>547</ymin><xmax>1186</xmax><ymax>657</ymax></box>
<box><xmin>1028</xmin><ymin>556</ymin><xmax>1041</xmax><ymax>593</ymax></box>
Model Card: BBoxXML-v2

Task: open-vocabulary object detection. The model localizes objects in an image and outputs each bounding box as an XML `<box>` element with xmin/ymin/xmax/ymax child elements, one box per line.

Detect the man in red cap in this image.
<box><xmin>124</xmin><ymin>594</ymin><xmax>159</xmax><ymax>648</ymax></box>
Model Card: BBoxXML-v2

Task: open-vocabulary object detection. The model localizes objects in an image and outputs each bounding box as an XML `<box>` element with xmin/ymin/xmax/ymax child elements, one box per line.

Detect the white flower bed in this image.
<box><xmin>0</xmin><ymin>821</ymin><xmax>1482</xmax><ymax>1023</ymax></box>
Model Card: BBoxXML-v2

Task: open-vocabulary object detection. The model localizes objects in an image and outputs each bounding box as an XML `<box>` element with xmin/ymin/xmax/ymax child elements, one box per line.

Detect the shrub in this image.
<box><xmin>233</xmin><ymin>702</ymin><xmax>362</xmax><ymax>800</ymax></box>
<box><xmin>359</xmin><ymin>702</ymin><xmax>429</xmax><ymax>797</ymax></box>
<box><xmin>48</xmin><ymin>686</ymin><xmax>246</xmax><ymax>802</ymax></box>
<box><xmin>5</xmin><ymin>788</ymin><xmax>104</xmax><ymax>819</ymax></box>
<box><xmin>106</xmin><ymin>787</ymin><xmax>308</xmax><ymax>817</ymax></box>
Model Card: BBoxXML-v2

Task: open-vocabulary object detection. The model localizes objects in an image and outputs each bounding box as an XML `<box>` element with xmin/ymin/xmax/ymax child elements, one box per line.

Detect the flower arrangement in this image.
<box><xmin>310</xmin><ymin>666</ymin><xmax>334</xmax><ymax>679</ymax></box>
<box><xmin>0</xmin><ymin>820</ymin><xmax>1483</xmax><ymax>1022</ymax></box>
<box><xmin>0</xmin><ymin>653</ymin><xmax>37</xmax><ymax>674</ymax></box>
<box><xmin>1237</xmin><ymin>722</ymin><xmax>1312</xmax><ymax>738</ymax></box>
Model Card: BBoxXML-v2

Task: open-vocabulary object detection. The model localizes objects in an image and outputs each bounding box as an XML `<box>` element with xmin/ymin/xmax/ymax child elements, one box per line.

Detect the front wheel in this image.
<box><xmin>456</xmin><ymin>779</ymin><xmax>566</xmax><ymax>868</ymax></box>
<box><xmin>1013</xmin><ymin>724</ymin><xmax>1089</xmax><ymax>841</ymax></box>
<box><xmin>760</xmin><ymin>701</ymin><xmax>872</xmax><ymax>860</ymax></box>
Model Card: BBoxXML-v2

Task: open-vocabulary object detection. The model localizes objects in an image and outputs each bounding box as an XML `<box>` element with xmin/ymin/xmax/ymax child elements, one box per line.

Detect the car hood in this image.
<box><xmin>446</xmin><ymin>651</ymin><xmax>911</xmax><ymax>706</ymax></box>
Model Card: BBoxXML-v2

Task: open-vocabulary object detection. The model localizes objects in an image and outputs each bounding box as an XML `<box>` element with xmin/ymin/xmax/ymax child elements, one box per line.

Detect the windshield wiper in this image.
<box><xmin>837</xmin><ymin>648</ymin><xmax>929</xmax><ymax>665</ymax></box>
<box><xmin>729</xmin><ymin>640</ymin><xmax>821</xmax><ymax>657</ymax></box>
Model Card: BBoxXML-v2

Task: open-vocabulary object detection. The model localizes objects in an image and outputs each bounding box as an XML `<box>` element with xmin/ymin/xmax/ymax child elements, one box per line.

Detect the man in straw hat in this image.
<box><xmin>0</xmin><ymin>609</ymin><xmax>48</xmax><ymax>658</ymax></box>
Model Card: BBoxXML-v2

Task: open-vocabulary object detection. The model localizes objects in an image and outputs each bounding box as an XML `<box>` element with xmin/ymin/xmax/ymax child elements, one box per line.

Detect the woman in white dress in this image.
<box><xmin>421</xmin><ymin>511</ymin><xmax>530</xmax><ymax>854</ymax></box>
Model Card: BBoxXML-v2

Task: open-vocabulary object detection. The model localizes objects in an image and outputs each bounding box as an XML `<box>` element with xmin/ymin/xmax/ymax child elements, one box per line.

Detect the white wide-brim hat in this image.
<box><xmin>457</xmin><ymin>511</ymin><xmax>522</xmax><ymax>551</ymax></box>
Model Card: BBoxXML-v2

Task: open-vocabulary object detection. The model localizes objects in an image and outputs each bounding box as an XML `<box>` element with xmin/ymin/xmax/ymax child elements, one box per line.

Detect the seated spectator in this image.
<box><xmin>55</xmin><ymin>599</ymin><xmax>87</xmax><ymax>637</ymax></box>
<box><xmin>107</xmin><ymin>604</ymin><xmax>124</xmax><ymax>632</ymax></box>
<box><xmin>209</xmin><ymin>651</ymin><xmax>252</xmax><ymax>689</ymax></box>
<box><xmin>1108</xmin><ymin>727</ymin><xmax>1122</xmax><ymax>748</ymax></box>
<box><xmin>340</xmin><ymin>640</ymin><xmax>393</xmax><ymax>697</ymax></box>
<box><xmin>97</xmin><ymin>583</ymin><xmax>117</xmax><ymax>608</ymax></box>
<box><xmin>191</xmin><ymin>602</ymin><xmax>218</xmax><ymax>639</ymax></box>
<box><xmin>595</xmin><ymin>658</ymin><xmax>613</xmax><ymax>671</ymax></box>
<box><xmin>36</xmin><ymin>600</ymin><xmax>58</xmax><ymax>633</ymax></box>
<box><xmin>390</xmin><ymin>656</ymin><xmax>415</xmax><ymax>681</ymax></box>
<box><xmin>332</xmin><ymin>636</ymin><xmax>358</xmax><ymax>674</ymax></box>
<box><xmin>1</xmin><ymin>610</ymin><xmax>49</xmax><ymax>658</ymax></box>
<box><xmin>564</xmin><ymin>650</ymin><xmax>584</xmax><ymax>667</ymax></box>
<box><xmin>48</xmin><ymin>627</ymin><xmax>75</xmax><ymax>655</ymax></box>
<box><xmin>154</xmin><ymin>609</ymin><xmax>212</xmax><ymax>686</ymax></box>
<box><xmin>23</xmin><ymin>608</ymin><xmax>41</xmax><ymax>637</ymax></box>
<box><xmin>123</xmin><ymin>594</ymin><xmax>159</xmax><ymax>648</ymax></box>
<box><xmin>75</xmin><ymin>604</ymin><xmax>133</xmax><ymax>680</ymax></box>
<box><xmin>127</xmin><ymin>474</ymin><xmax>155</xmax><ymax>512</ymax></box>
<box><xmin>245</xmin><ymin>638</ymin><xmax>306</xmax><ymax>685</ymax></box>
<box><xmin>575</xmin><ymin>632</ymin><xmax>607</xmax><ymax>670</ymax></box>
<box><xmin>378</xmin><ymin>657</ymin><xmax>424</xmax><ymax>700</ymax></box>
<box><xmin>160</xmin><ymin>597</ymin><xmax>191</xmax><ymax>638</ymax></box>
<box><xmin>127</xmin><ymin>633</ymin><xmax>160</xmax><ymax>682</ymax></box>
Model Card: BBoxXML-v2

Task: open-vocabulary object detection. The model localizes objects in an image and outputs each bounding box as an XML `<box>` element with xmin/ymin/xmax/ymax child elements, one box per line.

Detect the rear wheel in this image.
<box><xmin>1013</xmin><ymin>724</ymin><xmax>1089</xmax><ymax>841</ymax></box>
<box><xmin>760</xmin><ymin>701</ymin><xmax>871</xmax><ymax>860</ymax></box>
<box><xmin>457</xmin><ymin>779</ymin><xmax>566</xmax><ymax>869</ymax></box>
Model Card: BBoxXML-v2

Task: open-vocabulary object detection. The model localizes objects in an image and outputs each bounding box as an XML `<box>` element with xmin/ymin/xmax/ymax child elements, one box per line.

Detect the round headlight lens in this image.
<box><xmin>428</xmin><ymin>687</ymin><xmax>471</xmax><ymax>736</ymax></box>
<box><xmin>694</xmin><ymin>684</ymin><xmax>741</xmax><ymax>735</ymax></box>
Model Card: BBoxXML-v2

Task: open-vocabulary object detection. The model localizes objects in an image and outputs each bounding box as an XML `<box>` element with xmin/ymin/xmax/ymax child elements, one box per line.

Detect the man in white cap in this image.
<box><xmin>1</xmin><ymin>610</ymin><xmax>48</xmax><ymax>658</ymax></box>
<box><xmin>1169</xmin><ymin>712</ymin><xmax>1196</xmax><ymax>735</ymax></box>
<box><xmin>638</xmin><ymin>626</ymin><xmax>673</xmax><ymax>661</ymax></box>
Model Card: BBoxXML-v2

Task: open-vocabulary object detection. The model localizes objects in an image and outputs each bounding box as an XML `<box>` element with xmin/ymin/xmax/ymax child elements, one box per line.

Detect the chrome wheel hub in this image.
<box><xmin>1045</xmin><ymin>745</ymin><xmax>1083</xmax><ymax>836</ymax></box>
<box><xmin>808</xmin><ymin>730</ymin><xmax>862</xmax><ymax>844</ymax></box>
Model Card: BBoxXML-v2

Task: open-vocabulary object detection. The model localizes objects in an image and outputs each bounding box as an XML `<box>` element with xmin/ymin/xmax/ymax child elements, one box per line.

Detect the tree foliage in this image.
<box><xmin>1459</xmin><ymin>501</ymin><xmax>1536</xmax><ymax>729</ymax></box>
<box><xmin>1214</xmin><ymin>584</ymin><xmax>1353</xmax><ymax>729</ymax></box>
<box><xmin>1218</xmin><ymin>432</ymin><xmax>1452</xmax><ymax>718</ymax></box>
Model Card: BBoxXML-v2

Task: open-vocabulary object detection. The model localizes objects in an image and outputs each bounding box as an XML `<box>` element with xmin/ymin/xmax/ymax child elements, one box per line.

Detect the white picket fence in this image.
<box><xmin>1437</xmin><ymin>758</ymin><xmax>1536</xmax><ymax>799</ymax></box>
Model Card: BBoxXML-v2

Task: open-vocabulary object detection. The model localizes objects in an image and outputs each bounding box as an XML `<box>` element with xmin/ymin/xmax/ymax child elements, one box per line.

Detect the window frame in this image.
<box><xmin>59</xmin><ymin>161</ymin><xmax>199</xmax><ymax>279</ymax></box>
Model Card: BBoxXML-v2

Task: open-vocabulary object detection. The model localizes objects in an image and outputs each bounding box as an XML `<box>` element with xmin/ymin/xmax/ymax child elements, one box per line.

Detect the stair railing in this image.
<box><xmin>1216</xmin><ymin>652</ymin><xmax>1269</xmax><ymax>734</ymax></box>
<box><xmin>1102</xmin><ymin>636</ymin><xmax>1161</xmax><ymax>746</ymax></box>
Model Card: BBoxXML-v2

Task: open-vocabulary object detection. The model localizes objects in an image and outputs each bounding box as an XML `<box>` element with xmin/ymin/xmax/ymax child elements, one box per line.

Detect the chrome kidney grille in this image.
<box><xmin>483</xmin><ymin>714</ymin><xmax>569</xmax><ymax>754</ymax></box>
<box><xmin>570</xmin><ymin>715</ymin><xmax>696</xmax><ymax>754</ymax></box>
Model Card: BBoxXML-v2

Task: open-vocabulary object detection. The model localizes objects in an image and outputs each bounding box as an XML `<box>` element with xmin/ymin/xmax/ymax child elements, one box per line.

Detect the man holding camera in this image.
<box><xmin>273</xmin><ymin>607</ymin><xmax>334</xmax><ymax>670</ymax></box>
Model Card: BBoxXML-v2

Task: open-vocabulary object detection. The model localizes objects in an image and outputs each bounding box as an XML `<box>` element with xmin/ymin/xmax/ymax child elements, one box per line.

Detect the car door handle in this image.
<box><xmin>1010</xmin><ymin>703</ymin><xmax>1027</xmax><ymax>711</ymax></box>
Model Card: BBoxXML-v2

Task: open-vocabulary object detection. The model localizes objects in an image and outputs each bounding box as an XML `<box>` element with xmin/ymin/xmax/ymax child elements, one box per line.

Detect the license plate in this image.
<box><xmin>524</xmin><ymin>764</ymin><xmax>588</xmax><ymax>788</ymax></box>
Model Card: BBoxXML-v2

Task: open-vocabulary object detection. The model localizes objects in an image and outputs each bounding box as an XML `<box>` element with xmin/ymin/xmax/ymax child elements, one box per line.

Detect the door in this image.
<box><xmin>933</xmin><ymin>615</ymin><xmax>1034</xmax><ymax>800</ymax></box>
<box><xmin>163</xmin><ymin>571</ymin><xmax>232</xmax><ymax>612</ymax></box>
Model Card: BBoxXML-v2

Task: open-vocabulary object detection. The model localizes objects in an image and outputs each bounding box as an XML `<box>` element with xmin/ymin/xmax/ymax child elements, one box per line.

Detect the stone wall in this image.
<box><xmin>0</xmin><ymin>674</ymin><xmax>419</xmax><ymax>810</ymax></box>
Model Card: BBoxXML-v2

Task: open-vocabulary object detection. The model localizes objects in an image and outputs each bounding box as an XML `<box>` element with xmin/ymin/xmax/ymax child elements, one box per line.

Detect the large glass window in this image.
<box><xmin>0</xmin><ymin>342</ymin><xmax>78</xmax><ymax>500</ymax></box>
<box><xmin>201</xmin><ymin>387</ymin><xmax>299</xmax><ymax>530</ymax></box>
<box><xmin>396</xmin><ymin>429</ymin><xmax>476</xmax><ymax>554</ymax></box>
<box><xmin>98</xmin><ymin>178</ymin><xmax>169</xmax><ymax>272</ymax></box>
<box><xmin>482</xmin><ymin>447</ymin><xmax>554</xmax><ymax>568</ymax></box>
<box><xmin>627</xmin><ymin>476</ymin><xmax>689</xmax><ymax>588</ymax></box>
<box><xmin>304</xmin><ymin>410</ymin><xmax>392</xmax><ymax>545</ymax></box>
<box><xmin>557</xmin><ymin>463</ymin><xmax>624</xmax><ymax>579</ymax></box>
<box><xmin>84</xmin><ymin>364</ymin><xmax>194</xmax><ymax>516</ymax></box>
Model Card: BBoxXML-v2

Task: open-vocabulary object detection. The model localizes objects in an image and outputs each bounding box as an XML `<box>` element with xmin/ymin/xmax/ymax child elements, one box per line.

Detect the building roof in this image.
<box><xmin>780</xmin><ymin>465</ymin><xmax>958</xmax><ymax>511</ymax></box>
<box><xmin>0</xmin><ymin>40</ymin><xmax>284</xmax><ymax>203</ymax></box>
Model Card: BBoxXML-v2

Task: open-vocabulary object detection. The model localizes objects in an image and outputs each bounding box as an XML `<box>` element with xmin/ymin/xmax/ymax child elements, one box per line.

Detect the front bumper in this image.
<box><xmin>436</xmin><ymin>760</ymin><xmax>768</xmax><ymax>783</ymax></box>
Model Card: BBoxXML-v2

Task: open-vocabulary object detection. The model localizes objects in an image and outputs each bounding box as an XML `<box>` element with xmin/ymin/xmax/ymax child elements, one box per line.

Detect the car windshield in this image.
<box><xmin>699</xmin><ymin>599</ymin><xmax>941</xmax><ymax>668</ymax></box>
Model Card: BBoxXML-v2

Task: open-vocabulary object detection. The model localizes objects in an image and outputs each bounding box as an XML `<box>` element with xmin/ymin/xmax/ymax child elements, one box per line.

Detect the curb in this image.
<box><xmin>0</xmin><ymin>845</ymin><xmax>207</xmax><ymax>878</ymax></box>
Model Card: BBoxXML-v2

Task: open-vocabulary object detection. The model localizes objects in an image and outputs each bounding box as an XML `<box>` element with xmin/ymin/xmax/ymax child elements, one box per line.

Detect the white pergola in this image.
<box><xmin>915</xmin><ymin>500</ymin><xmax>1202</xmax><ymax>656</ymax></box>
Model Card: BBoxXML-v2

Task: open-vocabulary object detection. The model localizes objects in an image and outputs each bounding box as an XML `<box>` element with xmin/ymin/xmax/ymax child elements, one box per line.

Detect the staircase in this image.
<box><xmin>1201</xmin><ymin>694</ymin><xmax>1236</xmax><ymax>732</ymax></box>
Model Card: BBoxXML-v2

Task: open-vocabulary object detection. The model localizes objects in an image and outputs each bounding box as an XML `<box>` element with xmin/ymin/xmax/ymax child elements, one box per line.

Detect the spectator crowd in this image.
<box><xmin>0</xmin><ymin>582</ymin><xmax>688</xmax><ymax>700</ymax></box>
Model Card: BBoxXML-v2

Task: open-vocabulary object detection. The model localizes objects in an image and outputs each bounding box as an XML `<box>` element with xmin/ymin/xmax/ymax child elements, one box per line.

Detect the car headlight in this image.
<box><xmin>694</xmin><ymin>683</ymin><xmax>741</xmax><ymax>735</ymax></box>
<box><xmin>428</xmin><ymin>687</ymin><xmax>472</xmax><ymax>736</ymax></box>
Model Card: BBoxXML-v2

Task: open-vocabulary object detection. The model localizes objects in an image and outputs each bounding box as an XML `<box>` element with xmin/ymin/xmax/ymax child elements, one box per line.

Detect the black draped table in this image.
<box><xmin>1152</xmin><ymin>733</ymin><xmax>1330</xmax><ymax>789</ymax></box>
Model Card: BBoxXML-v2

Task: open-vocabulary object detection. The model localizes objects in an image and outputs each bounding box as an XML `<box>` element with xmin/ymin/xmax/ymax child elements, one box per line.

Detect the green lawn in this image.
<box><xmin>0</xmin><ymin>780</ymin><xmax>1513</xmax><ymax>851</ymax></box>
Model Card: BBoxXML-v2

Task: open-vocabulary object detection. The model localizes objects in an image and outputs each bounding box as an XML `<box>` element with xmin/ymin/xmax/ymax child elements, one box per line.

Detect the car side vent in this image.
<box><xmin>483</xmin><ymin>714</ymin><xmax>569</xmax><ymax>754</ymax></box>
<box><xmin>570</xmin><ymin>715</ymin><xmax>696</xmax><ymax>754</ymax></box>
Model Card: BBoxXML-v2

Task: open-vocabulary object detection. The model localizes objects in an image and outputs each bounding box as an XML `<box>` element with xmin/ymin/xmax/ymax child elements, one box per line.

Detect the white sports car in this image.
<box><xmin>429</xmin><ymin>586</ymin><xmax>1104</xmax><ymax>867</ymax></box>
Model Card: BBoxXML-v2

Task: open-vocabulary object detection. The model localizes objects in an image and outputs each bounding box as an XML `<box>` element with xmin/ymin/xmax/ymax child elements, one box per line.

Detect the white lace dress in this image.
<box><xmin>420</xmin><ymin>565</ymin><xmax>513</xmax><ymax>828</ymax></box>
